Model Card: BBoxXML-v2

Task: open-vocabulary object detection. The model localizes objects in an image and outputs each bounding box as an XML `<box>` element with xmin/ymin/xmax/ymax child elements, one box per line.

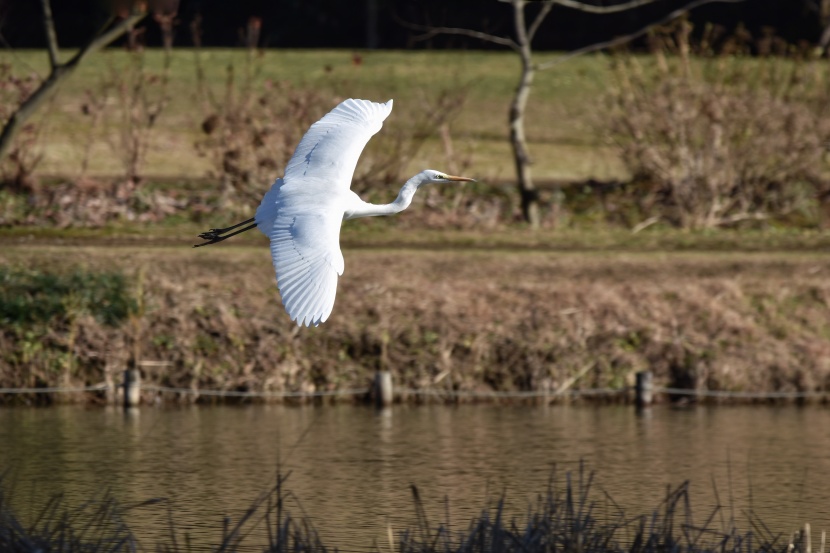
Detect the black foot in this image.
<box><xmin>198</xmin><ymin>229</ymin><xmax>224</xmax><ymax>240</ymax></box>
<box><xmin>193</xmin><ymin>218</ymin><xmax>257</xmax><ymax>248</ymax></box>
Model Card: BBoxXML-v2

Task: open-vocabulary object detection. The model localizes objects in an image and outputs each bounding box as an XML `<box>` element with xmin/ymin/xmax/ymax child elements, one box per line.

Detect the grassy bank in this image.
<box><xmin>0</xmin><ymin>469</ymin><xmax>807</xmax><ymax>553</ymax></box>
<box><xmin>2</xmin><ymin>238</ymin><xmax>829</xmax><ymax>404</ymax></box>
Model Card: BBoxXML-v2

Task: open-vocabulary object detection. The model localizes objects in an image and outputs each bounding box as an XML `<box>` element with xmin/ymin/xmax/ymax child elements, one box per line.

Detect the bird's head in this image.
<box><xmin>420</xmin><ymin>169</ymin><xmax>476</xmax><ymax>185</ymax></box>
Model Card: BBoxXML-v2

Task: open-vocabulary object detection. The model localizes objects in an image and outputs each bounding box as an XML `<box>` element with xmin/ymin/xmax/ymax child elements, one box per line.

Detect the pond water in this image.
<box><xmin>1</xmin><ymin>404</ymin><xmax>829</xmax><ymax>551</ymax></box>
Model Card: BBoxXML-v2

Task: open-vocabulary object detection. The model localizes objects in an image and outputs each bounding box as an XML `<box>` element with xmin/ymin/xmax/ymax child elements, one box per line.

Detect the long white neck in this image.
<box><xmin>344</xmin><ymin>173</ymin><xmax>426</xmax><ymax>220</ymax></box>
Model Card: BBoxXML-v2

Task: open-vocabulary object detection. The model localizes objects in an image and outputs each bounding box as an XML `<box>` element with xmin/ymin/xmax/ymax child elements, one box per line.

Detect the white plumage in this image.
<box><xmin>254</xmin><ymin>99</ymin><xmax>392</xmax><ymax>326</ymax></box>
<box><xmin>196</xmin><ymin>98</ymin><xmax>475</xmax><ymax>327</ymax></box>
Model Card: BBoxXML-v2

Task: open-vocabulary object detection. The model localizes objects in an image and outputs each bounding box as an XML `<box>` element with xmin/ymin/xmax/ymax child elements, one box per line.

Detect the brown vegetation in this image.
<box><xmin>2</xmin><ymin>31</ymin><xmax>830</xmax><ymax>230</ymax></box>
<box><xmin>608</xmin><ymin>22</ymin><xmax>830</xmax><ymax>229</ymax></box>
<box><xmin>0</xmin><ymin>48</ymin><xmax>475</xmax><ymax>227</ymax></box>
<box><xmin>2</xmin><ymin>244</ymin><xmax>829</xmax><ymax>404</ymax></box>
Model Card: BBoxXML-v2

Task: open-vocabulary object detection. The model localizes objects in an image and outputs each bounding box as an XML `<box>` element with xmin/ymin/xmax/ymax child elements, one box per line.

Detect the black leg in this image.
<box><xmin>193</xmin><ymin>218</ymin><xmax>257</xmax><ymax>248</ymax></box>
<box><xmin>200</xmin><ymin>217</ymin><xmax>255</xmax><ymax>237</ymax></box>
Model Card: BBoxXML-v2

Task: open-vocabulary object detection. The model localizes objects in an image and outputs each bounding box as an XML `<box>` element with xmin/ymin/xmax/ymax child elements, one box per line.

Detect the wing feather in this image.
<box><xmin>267</xmin><ymin>210</ymin><xmax>345</xmax><ymax>327</ymax></box>
<box><xmin>283</xmin><ymin>98</ymin><xmax>393</xmax><ymax>190</ymax></box>
<box><xmin>254</xmin><ymin>98</ymin><xmax>394</xmax><ymax>326</ymax></box>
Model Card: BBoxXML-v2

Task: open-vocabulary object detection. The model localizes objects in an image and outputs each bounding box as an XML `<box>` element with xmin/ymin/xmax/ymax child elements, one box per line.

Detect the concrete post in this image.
<box><xmin>635</xmin><ymin>370</ymin><xmax>653</xmax><ymax>408</ymax></box>
<box><xmin>373</xmin><ymin>370</ymin><xmax>393</xmax><ymax>408</ymax></box>
<box><xmin>123</xmin><ymin>369</ymin><xmax>141</xmax><ymax>408</ymax></box>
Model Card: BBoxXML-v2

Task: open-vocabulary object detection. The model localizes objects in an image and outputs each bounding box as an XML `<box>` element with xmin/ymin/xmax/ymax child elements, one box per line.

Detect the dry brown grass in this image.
<box><xmin>608</xmin><ymin>22</ymin><xmax>830</xmax><ymax>229</ymax></box>
<box><xmin>2</xmin><ymin>242</ymin><xmax>830</xmax><ymax>404</ymax></box>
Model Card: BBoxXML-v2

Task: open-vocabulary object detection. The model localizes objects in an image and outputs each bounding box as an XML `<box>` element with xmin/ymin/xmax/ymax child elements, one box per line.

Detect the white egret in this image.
<box><xmin>194</xmin><ymin>98</ymin><xmax>475</xmax><ymax>327</ymax></box>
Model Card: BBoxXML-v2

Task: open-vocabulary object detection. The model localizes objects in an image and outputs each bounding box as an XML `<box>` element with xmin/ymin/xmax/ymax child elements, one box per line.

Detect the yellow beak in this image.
<box><xmin>445</xmin><ymin>175</ymin><xmax>476</xmax><ymax>182</ymax></box>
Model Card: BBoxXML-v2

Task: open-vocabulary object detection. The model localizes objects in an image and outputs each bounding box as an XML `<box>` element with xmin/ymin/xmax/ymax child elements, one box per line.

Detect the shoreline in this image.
<box><xmin>2</xmin><ymin>243</ymin><xmax>829</xmax><ymax>405</ymax></box>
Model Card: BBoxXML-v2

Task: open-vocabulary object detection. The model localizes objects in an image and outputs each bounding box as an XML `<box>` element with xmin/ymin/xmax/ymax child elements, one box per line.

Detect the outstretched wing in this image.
<box><xmin>268</xmin><ymin>204</ymin><xmax>345</xmax><ymax>327</ymax></box>
<box><xmin>255</xmin><ymin>98</ymin><xmax>394</xmax><ymax>326</ymax></box>
<box><xmin>282</xmin><ymin>98</ymin><xmax>394</xmax><ymax>191</ymax></box>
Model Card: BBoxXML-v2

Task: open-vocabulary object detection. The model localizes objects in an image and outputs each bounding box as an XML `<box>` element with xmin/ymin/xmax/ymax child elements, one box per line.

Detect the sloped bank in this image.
<box><xmin>1</xmin><ymin>244</ymin><xmax>829</xmax><ymax>404</ymax></box>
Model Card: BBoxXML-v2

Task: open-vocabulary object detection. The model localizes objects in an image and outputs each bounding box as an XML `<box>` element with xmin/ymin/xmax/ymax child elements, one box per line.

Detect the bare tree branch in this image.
<box><xmin>72</xmin><ymin>11</ymin><xmax>145</xmax><ymax>67</ymax></box>
<box><xmin>552</xmin><ymin>0</ymin><xmax>666</xmax><ymax>13</ymax></box>
<box><xmin>404</xmin><ymin>0</ymin><xmax>744</xmax><ymax>227</ymax></box>
<box><xmin>535</xmin><ymin>0</ymin><xmax>744</xmax><ymax>71</ymax></box>
<box><xmin>0</xmin><ymin>6</ymin><xmax>147</xmax><ymax>161</ymax></box>
<box><xmin>39</xmin><ymin>0</ymin><xmax>59</xmax><ymax>68</ymax></box>
<box><xmin>403</xmin><ymin>21</ymin><xmax>521</xmax><ymax>52</ymax></box>
<box><xmin>527</xmin><ymin>1</ymin><xmax>555</xmax><ymax>42</ymax></box>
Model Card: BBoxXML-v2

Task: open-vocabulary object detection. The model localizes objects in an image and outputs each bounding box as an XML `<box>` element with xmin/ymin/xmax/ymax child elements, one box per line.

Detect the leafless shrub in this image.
<box><xmin>608</xmin><ymin>21</ymin><xmax>830</xmax><ymax>229</ymax></box>
<box><xmin>3</xmin><ymin>50</ymin><xmax>181</xmax><ymax>228</ymax></box>
<box><xmin>109</xmin><ymin>51</ymin><xmax>172</xmax><ymax>185</ymax></box>
<box><xmin>193</xmin><ymin>55</ymin><xmax>328</xmax><ymax>215</ymax></box>
<box><xmin>352</xmin><ymin>82</ymin><xmax>471</xmax><ymax>194</ymax></box>
<box><xmin>343</xmin><ymin>77</ymin><xmax>486</xmax><ymax>230</ymax></box>
<box><xmin>27</xmin><ymin>178</ymin><xmax>196</xmax><ymax>227</ymax></box>
<box><xmin>78</xmin><ymin>78</ymin><xmax>116</xmax><ymax>180</ymax></box>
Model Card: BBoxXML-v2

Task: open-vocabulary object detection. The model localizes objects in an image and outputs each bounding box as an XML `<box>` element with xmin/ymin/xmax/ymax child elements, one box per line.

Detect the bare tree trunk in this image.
<box><xmin>510</xmin><ymin>1</ymin><xmax>540</xmax><ymax>228</ymax></box>
<box><xmin>819</xmin><ymin>0</ymin><xmax>830</xmax><ymax>54</ymax></box>
<box><xmin>405</xmin><ymin>0</ymin><xmax>743</xmax><ymax>229</ymax></box>
<box><xmin>0</xmin><ymin>1</ymin><xmax>146</xmax><ymax>163</ymax></box>
<box><xmin>0</xmin><ymin>65</ymin><xmax>68</xmax><ymax>163</ymax></box>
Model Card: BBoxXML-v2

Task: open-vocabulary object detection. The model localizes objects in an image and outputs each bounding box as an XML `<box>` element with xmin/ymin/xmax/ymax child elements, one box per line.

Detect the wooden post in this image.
<box><xmin>105</xmin><ymin>362</ymin><xmax>116</xmax><ymax>405</ymax></box>
<box><xmin>373</xmin><ymin>370</ymin><xmax>393</xmax><ymax>407</ymax></box>
<box><xmin>635</xmin><ymin>370</ymin><xmax>653</xmax><ymax>408</ymax></box>
<box><xmin>123</xmin><ymin>369</ymin><xmax>141</xmax><ymax>408</ymax></box>
<box><xmin>803</xmin><ymin>523</ymin><xmax>811</xmax><ymax>553</ymax></box>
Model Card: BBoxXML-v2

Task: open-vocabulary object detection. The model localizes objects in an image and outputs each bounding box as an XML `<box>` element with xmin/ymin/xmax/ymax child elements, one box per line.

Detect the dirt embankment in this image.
<box><xmin>2</xmin><ymin>244</ymin><xmax>830</xmax><ymax>404</ymax></box>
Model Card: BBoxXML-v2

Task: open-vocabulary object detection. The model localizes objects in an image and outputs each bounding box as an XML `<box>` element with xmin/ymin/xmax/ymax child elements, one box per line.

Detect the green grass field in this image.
<box><xmin>3</xmin><ymin>48</ymin><xmax>626</xmax><ymax>182</ymax></box>
<box><xmin>1</xmin><ymin>47</ymin><xmax>827</xmax><ymax>250</ymax></box>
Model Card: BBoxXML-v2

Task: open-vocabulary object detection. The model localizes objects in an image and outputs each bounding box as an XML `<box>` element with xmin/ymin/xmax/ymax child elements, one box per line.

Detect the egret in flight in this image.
<box><xmin>194</xmin><ymin>98</ymin><xmax>475</xmax><ymax>327</ymax></box>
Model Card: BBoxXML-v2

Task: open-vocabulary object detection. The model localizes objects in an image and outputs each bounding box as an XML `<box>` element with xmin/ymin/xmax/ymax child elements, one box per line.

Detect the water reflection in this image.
<box><xmin>1</xmin><ymin>404</ymin><xmax>828</xmax><ymax>551</ymax></box>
